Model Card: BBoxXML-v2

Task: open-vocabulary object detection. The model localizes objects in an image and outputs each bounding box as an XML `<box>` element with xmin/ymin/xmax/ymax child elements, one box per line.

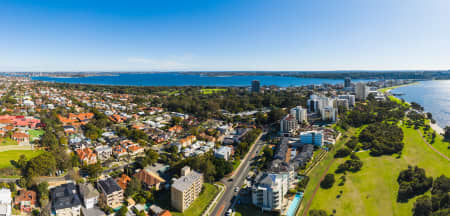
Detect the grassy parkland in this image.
<box><xmin>298</xmin><ymin>92</ymin><xmax>449</xmax><ymax>216</ymax></box>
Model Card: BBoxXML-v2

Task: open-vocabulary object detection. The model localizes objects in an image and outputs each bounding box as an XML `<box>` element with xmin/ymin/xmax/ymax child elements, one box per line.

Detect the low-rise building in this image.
<box><xmin>134</xmin><ymin>168</ymin><xmax>166</xmax><ymax>190</ymax></box>
<box><xmin>95</xmin><ymin>145</ymin><xmax>113</xmax><ymax>161</ymax></box>
<box><xmin>14</xmin><ymin>189</ymin><xmax>36</xmax><ymax>213</ymax></box>
<box><xmin>98</xmin><ymin>178</ymin><xmax>124</xmax><ymax>209</ymax></box>
<box><xmin>79</xmin><ymin>183</ymin><xmax>99</xmax><ymax>209</ymax></box>
<box><xmin>300</xmin><ymin>131</ymin><xmax>323</xmax><ymax>147</ymax></box>
<box><xmin>171</xmin><ymin>166</ymin><xmax>203</xmax><ymax>212</ymax></box>
<box><xmin>50</xmin><ymin>183</ymin><xmax>82</xmax><ymax>216</ymax></box>
<box><xmin>214</xmin><ymin>146</ymin><xmax>233</xmax><ymax>161</ymax></box>
<box><xmin>0</xmin><ymin>188</ymin><xmax>12</xmax><ymax>216</ymax></box>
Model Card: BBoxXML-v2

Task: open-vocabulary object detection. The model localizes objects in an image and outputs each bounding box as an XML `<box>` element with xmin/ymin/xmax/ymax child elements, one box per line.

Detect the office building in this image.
<box><xmin>280</xmin><ymin>114</ymin><xmax>298</xmax><ymax>134</ymax></box>
<box><xmin>171</xmin><ymin>166</ymin><xmax>203</xmax><ymax>212</ymax></box>
<box><xmin>98</xmin><ymin>178</ymin><xmax>124</xmax><ymax>209</ymax></box>
<box><xmin>300</xmin><ymin>131</ymin><xmax>323</xmax><ymax>147</ymax></box>
<box><xmin>251</xmin><ymin>80</ymin><xmax>260</xmax><ymax>93</ymax></box>
<box><xmin>290</xmin><ymin>106</ymin><xmax>307</xmax><ymax>123</ymax></box>
<box><xmin>0</xmin><ymin>188</ymin><xmax>12</xmax><ymax>216</ymax></box>
<box><xmin>344</xmin><ymin>77</ymin><xmax>351</xmax><ymax>88</ymax></box>
<box><xmin>356</xmin><ymin>82</ymin><xmax>370</xmax><ymax>100</ymax></box>
<box><xmin>251</xmin><ymin>173</ymin><xmax>289</xmax><ymax>212</ymax></box>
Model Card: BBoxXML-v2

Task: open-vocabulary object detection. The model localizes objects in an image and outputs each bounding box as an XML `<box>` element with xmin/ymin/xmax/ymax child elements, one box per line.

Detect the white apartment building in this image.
<box><xmin>290</xmin><ymin>106</ymin><xmax>307</xmax><ymax>123</ymax></box>
<box><xmin>356</xmin><ymin>82</ymin><xmax>370</xmax><ymax>100</ymax></box>
<box><xmin>338</xmin><ymin>95</ymin><xmax>355</xmax><ymax>107</ymax></box>
<box><xmin>280</xmin><ymin>114</ymin><xmax>298</xmax><ymax>134</ymax></box>
<box><xmin>171</xmin><ymin>166</ymin><xmax>203</xmax><ymax>212</ymax></box>
<box><xmin>251</xmin><ymin>173</ymin><xmax>289</xmax><ymax>212</ymax></box>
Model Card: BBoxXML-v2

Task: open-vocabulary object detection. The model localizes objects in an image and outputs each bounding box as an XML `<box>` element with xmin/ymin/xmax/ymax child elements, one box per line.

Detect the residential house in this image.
<box><xmin>79</xmin><ymin>183</ymin><xmax>99</xmax><ymax>209</ymax></box>
<box><xmin>214</xmin><ymin>146</ymin><xmax>233</xmax><ymax>161</ymax></box>
<box><xmin>98</xmin><ymin>178</ymin><xmax>124</xmax><ymax>209</ymax></box>
<box><xmin>134</xmin><ymin>168</ymin><xmax>166</xmax><ymax>190</ymax></box>
<box><xmin>95</xmin><ymin>145</ymin><xmax>113</xmax><ymax>161</ymax></box>
<box><xmin>14</xmin><ymin>189</ymin><xmax>37</xmax><ymax>213</ymax></box>
<box><xmin>116</xmin><ymin>174</ymin><xmax>131</xmax><ymax>190</ymax></box>
<box><xmin>76</xmin><ymin>148</ymin><xmax>98</xmax><ymax>165</ymax></box>
<box><xmin>50</xmin><ymin>183</ymin><xmax>82</xmax><ymax>216</ymax></box>
<box><xmin>113</xmin><ymin>145</ymin><xmax>127</xmax><ymax>158</ymax></box>
<box><xmin>12</xmin><ymin>132</ymin><xmax>30</xmax><ymax>146</ymax></box>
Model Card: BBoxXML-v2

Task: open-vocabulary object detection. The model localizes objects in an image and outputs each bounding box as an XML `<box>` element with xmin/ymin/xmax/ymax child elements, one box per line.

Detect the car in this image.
<box><xmin>225</xmin><ymin>209</ymin><xmax>233</xmax><ymax>216</ymax></box>
<box><xmin>234</xmin><ymin>187</ymin><xmax>239</xmax><ymax>192</ymax></box>
<box><xmin>228</xmin><ymin>178</ymin><xmax>233</xmax><ymax>182</ymax></box>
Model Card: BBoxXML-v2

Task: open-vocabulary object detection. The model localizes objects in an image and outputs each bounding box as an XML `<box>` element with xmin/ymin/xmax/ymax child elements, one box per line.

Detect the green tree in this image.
<box><xmin>413</xmin><ymin>195</ymin><xmax>432</xmax><ymax>216</ymax></box>
<box><xmin>309</xmin><ymin>209</ymin><xmax>328</xmax><ymax>216</ymax></box>
<box><xmin>320</xmin><ymin>174</ymin><xmax>335</xmax><ymax>189</ymax></box>
<box><xmin>125</xmin><ymin>177</ymin><xmax>142</xmax><ymax>197</ymax></box>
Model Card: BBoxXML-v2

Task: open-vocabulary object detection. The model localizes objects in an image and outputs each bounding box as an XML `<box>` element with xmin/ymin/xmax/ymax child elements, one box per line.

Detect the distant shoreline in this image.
<box><xmin>384</xmin><ymin>81</ymin><xmax>446</xmax><ymax>134</ymax></box>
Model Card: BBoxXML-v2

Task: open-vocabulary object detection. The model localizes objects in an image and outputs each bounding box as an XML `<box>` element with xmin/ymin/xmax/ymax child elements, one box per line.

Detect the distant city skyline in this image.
<box><xmin>1</xmin><ymin>0</ymin><xmax>449</xmax><ymax>72</ymax></box>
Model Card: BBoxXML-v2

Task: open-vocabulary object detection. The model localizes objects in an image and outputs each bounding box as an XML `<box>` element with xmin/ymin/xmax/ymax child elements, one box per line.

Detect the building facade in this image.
<box><xmin>300</xmin><ymin>131</ymin><xmax>323</xmax><ymax>147</ymax></box>
<box><xmin>356</xmin><ymin>82</ymin><xmax>370</xmax><ymax>100</ymax></box>
<box><xmin>290</xmin><ymin>106</ymin><xmax>307</xmax><ymax>123</ymax></box>
<box><xmin>280</xmin><ymin>114</ymin><xmax>298</xmax><ymax>134</ymax></box>
<box><xmin>171</xmin><ymin>166</ymin><xmax>203</xmax><ymax>212</ymax></box>
<box><xmin>251</xmin><ymin>173</ymin><xmax>289</xmax><ymax>212</ymax></box>
<box><xmin>98</xmin><ymin>178</ymin><xmax>124</xmax><ymax>209</ymax></box>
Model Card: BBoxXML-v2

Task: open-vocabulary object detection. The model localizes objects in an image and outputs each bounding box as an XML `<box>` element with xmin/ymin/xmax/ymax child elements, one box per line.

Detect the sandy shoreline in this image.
<box><xmin>383</xmin><ymin>82</ymin><xmax>446</xmax><ymax>135</ymax></box>
<box><xmin>430</xmin><ymin>122</ymin><xmax>445</xmax><ymax>135</ymax></box>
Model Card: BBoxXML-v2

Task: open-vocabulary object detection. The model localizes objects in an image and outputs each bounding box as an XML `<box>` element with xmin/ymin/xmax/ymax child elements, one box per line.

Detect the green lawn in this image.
<box><xmin>155</xmin><ymin>183</ymin><xmax>219</xmax><ymax>216</ymax></box>
<box><xmin>0</xmin><ymin>150</ymin><xmax>44</xmax><ymax>168</ymax></box>
<box><xmin>200</xmin><ymin>88</ymin><xmax>227</xmax><ymax>94</ymax></box>
<box><xmin>303</xmin><ymin>123</ymin><xmax>449</xmax><ymax>216</ymax></box>
<box><xmin>0</xmin><ymin>138</ymin><xmax>17</xmax><ymax>146</ymax></box>
<box><xmin>29</xmin><ymin>129</ymin><xmax>45</xmax><ymax>141</ymax></box>
<box><xmin>419</xmin><ymin>120</ymin><xmax>450</xmax><ymax>158</ymax></box>
<box><xmin>297</xmin><ymin>127</ymin><xmax>357</xmax><ymax>216</ymax></box>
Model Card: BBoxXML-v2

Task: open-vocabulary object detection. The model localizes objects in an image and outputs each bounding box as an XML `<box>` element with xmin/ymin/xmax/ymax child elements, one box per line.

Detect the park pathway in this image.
<box><xmin>417</xmin><ymin>129</ymin><xmax>449</xmax><ymax>161</ymax></box>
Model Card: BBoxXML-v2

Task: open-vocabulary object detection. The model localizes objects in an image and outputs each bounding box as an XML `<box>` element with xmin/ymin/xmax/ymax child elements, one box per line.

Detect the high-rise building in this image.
<box><xmin>251</xmin><ymin>80</ymin><xmax>260</xmax><ymax>93</ymax></box>
<box><xmin>338</xmin><ymin>95</ymin><xmax>356</xmax><ymax>107</ymax></box>
<box><xmin>290</xmin><ymin>106</ymin><xmax>307</xmax><ymax>123</ymax></box>
<box><xmin>344</xmin><ymin>77</ymin><xmax>351</xmax><ymax>88</ymax></box>
<box><xmin>280</xmin><ymin>114</ymin><xmax>298</xmax><ymax>134</ymax></box>
<box><xmin>171</xmin><ymin>166</ymin><xmax>203</xmax><ymax>212</ymax></box>
<box><xmin>356</xmin><ymin>82</ymin><xmax>370</xmax><ymax>100</ymax></box>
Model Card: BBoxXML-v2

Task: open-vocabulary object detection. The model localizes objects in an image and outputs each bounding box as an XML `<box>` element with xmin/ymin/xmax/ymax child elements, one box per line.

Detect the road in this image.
<box><xmin>210</xmin><ymin>131</ymin><xmax>267</xmax><ymax>216</ymax></box>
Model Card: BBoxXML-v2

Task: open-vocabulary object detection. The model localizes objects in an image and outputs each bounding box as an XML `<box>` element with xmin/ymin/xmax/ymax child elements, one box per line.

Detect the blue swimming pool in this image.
<box><xmin>286</xmin><ymin>192</ymin><xmax>303</xmax><ymax>216</ymax></box>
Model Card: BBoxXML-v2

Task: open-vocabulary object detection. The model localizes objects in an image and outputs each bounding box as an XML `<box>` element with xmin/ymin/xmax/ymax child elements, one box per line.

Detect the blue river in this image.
<box><xmin>32</xmin><ymin>73</ymin><xmax>369</xmax><ymax>87</ymax></box>
<box><xmin>391</xmin><ymin>80</ymin><xmax>450</xmax><ymax>129</ymax></box>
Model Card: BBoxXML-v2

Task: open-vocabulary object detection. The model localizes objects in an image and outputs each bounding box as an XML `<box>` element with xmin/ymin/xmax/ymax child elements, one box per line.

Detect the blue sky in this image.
<box><xmin>1</xmin><ymin>0</ymin><xmax>449</xmax><ymax>71</ymax></box>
